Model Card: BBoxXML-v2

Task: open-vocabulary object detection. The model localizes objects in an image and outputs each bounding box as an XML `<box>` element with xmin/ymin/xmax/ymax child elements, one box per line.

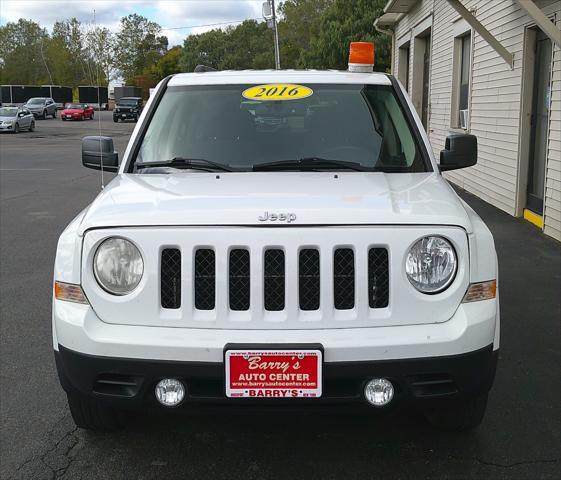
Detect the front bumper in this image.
<box><xmin>113</xmin><ymin>111</ymin><xmax>137</xmax><ymax>119</ymax></box>
<box><xmin>55</xmin><ymin>344</ymin><xmax>498</xmax><ymax>410</ymax></box>
<box><xmin>53</xmin><ymin>298</ymin><xmax>498</xmax><ymax>363</ymax></box>
<box><xmin>0</xmin><ymin>123</ymin><xmax>14</xmax><ymax>130</ymax></box>
<box><xmin>53</xmin><ymin>298</ymin><xmax>499</xmax><ymax>409</ymax></box>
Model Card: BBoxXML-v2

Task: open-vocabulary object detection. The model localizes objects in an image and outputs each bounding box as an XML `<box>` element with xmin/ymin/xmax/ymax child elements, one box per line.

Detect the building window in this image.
<box><xmin>452</xmin><ymin>32</ymin><xmax>472</xmax><ymax>129</ymax></box>
<box><xmin>398</xmin><ymin>44</ymin><xmax>410</xmax><ymax>92</ymax></box>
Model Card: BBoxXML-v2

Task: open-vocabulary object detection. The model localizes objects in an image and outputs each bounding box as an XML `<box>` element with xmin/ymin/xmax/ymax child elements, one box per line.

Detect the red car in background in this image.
<box><xmin>61</xmin><ymin>104</ymin><xmax>94</xmax><ymax>121</ymax></box>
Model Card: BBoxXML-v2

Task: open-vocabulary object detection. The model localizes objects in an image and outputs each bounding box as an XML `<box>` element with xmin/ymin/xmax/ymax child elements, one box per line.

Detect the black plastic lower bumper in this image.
<box><xmin>55</xmin><ymin>345</ymin><xmax>498</xmax><ymax>411</ymax></box>
<box><xmin>113</xmin><ymin>112</ymin><xmax>136</xmax><ymax>120</ymax></box>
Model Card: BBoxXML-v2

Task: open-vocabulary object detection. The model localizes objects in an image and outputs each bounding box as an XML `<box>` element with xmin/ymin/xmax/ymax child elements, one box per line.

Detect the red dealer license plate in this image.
<box><xmin>225</xmin><ymin>349</ymin><xmax>322</xmax><ymax>398</ymax></box>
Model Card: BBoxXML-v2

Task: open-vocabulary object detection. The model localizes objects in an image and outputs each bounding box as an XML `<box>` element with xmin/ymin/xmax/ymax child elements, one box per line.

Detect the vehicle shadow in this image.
<box><xmin>72</xmin><ymin>409</ymin><xmax>494</xmax><ymax>480</ymax></box>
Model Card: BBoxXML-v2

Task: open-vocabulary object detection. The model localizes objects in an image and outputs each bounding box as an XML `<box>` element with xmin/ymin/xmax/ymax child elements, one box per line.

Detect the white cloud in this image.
<box><xmin>154</xmin><ymin>1</ymin><xmax>264</xmax><ymax>46</ymax></box>
<box><xmin>0</xmin><ymin>0</ymin><xmax>267</xmax><ymax>46</ymax></box>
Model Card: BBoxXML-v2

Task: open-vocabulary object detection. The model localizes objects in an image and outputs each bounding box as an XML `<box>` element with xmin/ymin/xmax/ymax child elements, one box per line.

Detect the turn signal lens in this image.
<box><xmin>54</xmin><ymin>281</ymin><xmax>89</xmax><ymax>304</ymax></box>
<box><xmin>348</xmin><ymin>42</ymin><xmax>375</xmax><ymax>72</ymax></box>
<box><xmin>462</xmin><ymin>280</ymin><xmax>496</xmax><ymax>303</ymax></box>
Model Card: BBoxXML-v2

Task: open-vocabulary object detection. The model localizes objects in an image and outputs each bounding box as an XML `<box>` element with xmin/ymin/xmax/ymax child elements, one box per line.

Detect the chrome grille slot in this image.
<box><xmin>368</xmin><ymin>248</ymin><xmax>389</xmax><ymax>308</ymax></box>
<box><xmin>194</xmin><ymin>249</ymin><xmax>215</xmax><ymax>310</ymax></box>
<box><xmin>299</xmin><ymin>249</ymin><xmax>320</xmax><ymax>311</ymax></box>
<box><xmin>161</xmin><ymin>248</ymin><xmax>181</xmax><ymax>309</ymax></box>
<box><xmin>229</xmin><ymin>249</ymin><xmax>250</xmax><ymax>311</ymax></box>
<box><xmin>333</xmin><ymin>248</ymin><xmax>355</xmax><ymax>310</ymax></box>
<box><xmin>264</xmin><ymin>249</ymin><xmax>285</xmax><ymax>311</ymax></box>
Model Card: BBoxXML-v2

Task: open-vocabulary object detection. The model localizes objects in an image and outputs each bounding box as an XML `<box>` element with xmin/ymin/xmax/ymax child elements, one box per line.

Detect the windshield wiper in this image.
<box><xmin>253</xmin><ymin>157</ymin><xmax>370</xmax><ymax>172</ymax></box>
<box><xmin>136</xmin><ymin>157</ymin><xmax>235</xmax><ymax>172</ymax></box>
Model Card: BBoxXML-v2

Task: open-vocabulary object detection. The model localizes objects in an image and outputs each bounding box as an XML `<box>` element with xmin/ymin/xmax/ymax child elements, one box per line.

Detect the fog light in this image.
<box><xmin>155</xmin><ymin>378</ymin><xmax>185</xmax><ymax>407</ymax></box>
<box><xmin>364</xmin><ymin>378</ymin><xmax>394</xmax><ymax>407</ymax></box>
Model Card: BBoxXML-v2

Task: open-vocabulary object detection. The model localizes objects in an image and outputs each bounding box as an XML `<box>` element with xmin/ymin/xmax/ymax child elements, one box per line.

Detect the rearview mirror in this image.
<box><xmin>439</xmin><ymin>134</ymin><xmax>477</xmax><ymax>172</ymax></box>
<box><xmin>82</xmin><ymin>136</ymin><xmax>119</xmax><ymax>172</ymax></box>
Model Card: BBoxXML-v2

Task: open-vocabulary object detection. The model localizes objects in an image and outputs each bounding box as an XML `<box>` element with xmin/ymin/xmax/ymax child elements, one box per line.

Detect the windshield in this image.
<box><xmin>135</xmin><ymin>84</ymin><xmax>428</xmax><ymax>172</ymax></box>
<box><xmin>118</xmin><ymin>99</ymin><xmax>138</xmax><ymax>106</ymax></box>
<box><xmin>27</xmin><ymin>98</ymin><xmax>45</xmax><ymax>105</ymax></box>
<box><xmin>67</xmin><ymin>104</ymin><xmax>84</xmax><ymax>109</ymax></box>
<box><xmin>0</xmin><ymin>108</ymin><xmax>17</xmax><ymax>116</ymax></box>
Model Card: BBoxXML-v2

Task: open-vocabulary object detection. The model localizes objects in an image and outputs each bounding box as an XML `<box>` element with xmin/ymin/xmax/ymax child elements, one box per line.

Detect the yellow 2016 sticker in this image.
<box><xmin>242</xmin><ymin>84</ymin><xmax>313</xmax><ymax>101</ymax></box>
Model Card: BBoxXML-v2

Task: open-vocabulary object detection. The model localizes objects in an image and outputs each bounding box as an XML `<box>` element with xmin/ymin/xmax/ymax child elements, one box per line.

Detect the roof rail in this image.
<box><xmin>194</xmin><ymin>65</ymin><xmax>217</xmax><ymax>73</ymax></box>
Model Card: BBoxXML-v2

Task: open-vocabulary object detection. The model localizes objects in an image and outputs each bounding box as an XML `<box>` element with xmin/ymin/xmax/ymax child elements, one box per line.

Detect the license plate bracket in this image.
<box><xmin>225</xmin><ymin>346</ymin><xmax>323</xmax><ymax>399</ymax></box>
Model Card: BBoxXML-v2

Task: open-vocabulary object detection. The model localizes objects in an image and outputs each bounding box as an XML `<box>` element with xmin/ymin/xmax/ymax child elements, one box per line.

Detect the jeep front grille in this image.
<box><xmin>161</xmin><ymin>246</ymin><xmax>388</xmax><ymax>315</ymax></box>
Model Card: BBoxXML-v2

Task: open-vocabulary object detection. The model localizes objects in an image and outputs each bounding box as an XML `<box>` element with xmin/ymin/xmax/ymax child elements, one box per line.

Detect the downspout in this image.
<box><xmin>374</xmin><ymin>21</ymin><xmax>395</xmax><ymax>74</ymax></box>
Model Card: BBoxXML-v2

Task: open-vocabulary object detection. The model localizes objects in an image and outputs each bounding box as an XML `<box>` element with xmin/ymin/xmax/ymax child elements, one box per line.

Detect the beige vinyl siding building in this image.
<box><xmin>376</xmin><ymin>0</ymin><xmax>561</xmax><ymax>240</ymax></box>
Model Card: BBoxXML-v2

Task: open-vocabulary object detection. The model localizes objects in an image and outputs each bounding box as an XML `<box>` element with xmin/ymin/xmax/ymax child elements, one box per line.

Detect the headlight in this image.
<box><xmin>94</xmin><ymin>237</ymin><xmax>143</xmax><ymax>295</ymax></box>
<box><xmin>405</xmin><ymin>236</ymin><xmax>457</xmax><ymax>293</ymax></box>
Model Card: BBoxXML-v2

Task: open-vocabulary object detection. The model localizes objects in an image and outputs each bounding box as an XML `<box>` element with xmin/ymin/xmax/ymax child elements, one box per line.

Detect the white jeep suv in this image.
<box><xmin>53</xmin><ymin>48</ymin><xmax>499</xmax><ymax>432</ymax></box>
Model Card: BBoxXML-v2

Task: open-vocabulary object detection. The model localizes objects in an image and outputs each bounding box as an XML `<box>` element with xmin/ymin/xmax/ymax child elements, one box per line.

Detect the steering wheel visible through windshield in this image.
<box><xmin>134</xmin><ymin>83</ymin><xmax>429</xmax><ymax>173</ymax></box>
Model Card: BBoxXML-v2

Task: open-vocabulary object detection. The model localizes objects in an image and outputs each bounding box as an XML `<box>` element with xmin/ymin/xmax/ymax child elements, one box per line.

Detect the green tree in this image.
<box><xmin>304</xmin><ymin>0</ymin><xmax>391</xmax><ymax>72</ymax></box>
<box><xmin>84</xmin><ymin>26</ymin><xmax>114</xmax><ymax>86</ymax></box>
<box><xmin>179</xmin><ymin>20</ymin><xmax>273</xmax><ymax>72</ymax></box>
<box><xmin>0</xmin><ymin>19</ymin><xmax>50</xmax><ymax>84</ymax></box>
<box><xmin>113</xmin><ymin>14</ymin><xmax>168</xmax><ymax>82</ymax></box>
<box><xmin>179</xmin><ymin>28</ymin><xmax>228</xmax><ymax>72</ymax></box>
<box><xmin>222</xmin><ymin>21</ymin><xmax>274</xmax><ymax>69</ymax></box>
<box><xmin>148</xmin><ymin>45</ymin><xmax>182</xmax><ymax>78</ymax></box>
<box><xmin>50</xmin><ymin>18</ymin><xmax>89</xmax><ymax>86</ymax></box>
<box><xmin>277</xmin><ymin>0</ymin><xmax>333</xmax><ymax>68</ymax></box>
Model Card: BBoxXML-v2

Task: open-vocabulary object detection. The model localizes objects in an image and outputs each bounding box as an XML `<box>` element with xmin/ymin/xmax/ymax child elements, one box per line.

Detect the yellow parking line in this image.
<box><xmin>523</xmin><ymin>209</ymin><xmax>544</xmax><ymax>229</ymax></box>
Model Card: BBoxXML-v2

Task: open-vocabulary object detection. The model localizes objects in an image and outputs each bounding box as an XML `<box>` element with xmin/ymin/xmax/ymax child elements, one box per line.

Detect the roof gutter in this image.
<box><xmin>374</xmin><ymin>19</ymin><xmax>395</xmax><ymax>75</ymax></box>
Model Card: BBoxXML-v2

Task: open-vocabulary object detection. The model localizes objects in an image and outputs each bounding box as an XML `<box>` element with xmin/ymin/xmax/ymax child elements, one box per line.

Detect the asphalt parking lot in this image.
<box><xmin>1</xmin><ymin>111</ymin><xmax>560</xmax><ymax>480</ymax></box>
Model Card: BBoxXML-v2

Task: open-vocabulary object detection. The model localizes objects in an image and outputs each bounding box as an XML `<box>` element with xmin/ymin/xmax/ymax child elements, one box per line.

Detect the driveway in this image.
<box><xmin>1</xmin><ymin>113</ymin><xmax>559</xmax><ymax>479</ymax></box>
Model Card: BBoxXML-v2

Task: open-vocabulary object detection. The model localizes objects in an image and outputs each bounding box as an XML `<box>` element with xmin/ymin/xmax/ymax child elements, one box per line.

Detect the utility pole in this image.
<box><xmin>271</xmin><ymin>0</ymin><xmax>281</xmax><ymax>69</ymax></box>
<box><xmin>263</xmin><ymin>0</ymin><xmax>281</xmax><ymax>69</ymax></box>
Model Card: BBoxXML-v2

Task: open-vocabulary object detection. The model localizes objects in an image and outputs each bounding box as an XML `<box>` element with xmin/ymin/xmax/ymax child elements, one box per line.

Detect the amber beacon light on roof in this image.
<box><xmin>348</xmin><ymin>42</ymin><xmax>375</xmax><ymax>73</ymax></box>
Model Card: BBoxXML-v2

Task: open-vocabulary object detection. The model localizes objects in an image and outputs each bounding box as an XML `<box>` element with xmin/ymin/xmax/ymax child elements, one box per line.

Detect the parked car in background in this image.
<box><xmin>113</xmin><ymin>97</ymin><xmax>143</xmax><ymax>122</ymax></box>
<box><xmin>61</xmin><ymin>104</ymin><xmax>95</xmax><ymax>121</ymax></box>
<box><xmin>0</xmin><ymin>106</ymin><xmax>35</xmax><ymax>133</ymax></box>
<box><xmin>24</xmin><ymin>97</ymin><xmax>57</xmax><ymax>119</ymax></box>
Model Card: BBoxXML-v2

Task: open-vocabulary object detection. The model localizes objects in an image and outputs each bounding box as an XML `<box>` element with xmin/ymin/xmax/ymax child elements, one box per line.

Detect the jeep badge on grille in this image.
<box><xmin>258</xmin><ymin>212</ymin><xmax>297</xmax><ymax>223</ymax></box>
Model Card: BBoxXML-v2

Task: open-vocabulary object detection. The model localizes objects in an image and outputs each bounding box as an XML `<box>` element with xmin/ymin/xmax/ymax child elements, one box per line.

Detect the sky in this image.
<box><xmin>0</xmin><ymin>0</ymin><xmax>270</xmax><ymax>46</ymax></box>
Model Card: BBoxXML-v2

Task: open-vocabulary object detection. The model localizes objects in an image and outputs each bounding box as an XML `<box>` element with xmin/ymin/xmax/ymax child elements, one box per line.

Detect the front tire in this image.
<box><xmin>67</xmin><ymin>392</ymin><xmax>127</xmax><ymax>431</ymax></box>
<box><xmin>52</xmin><ymin>110</ymin><xmax>57</xmax><ymax>118</ymax></box>
<box><xmin>29</xmin><ymin>121</ymin><xmax>35</xmax><ymax>132</ymax></box>
<box><xmin>41</xmin><ymin>110</ymin><xmax>47</xmax><ymax>120</ymax></box>
<box><xmin>113</xmin><ymin>117</ymin><xmax>118</xmax><ymax>123</ymax></box>
<box><xmin>13</xmin><ymin>123</ymin><xmax>19</xmax><ymax>134</ymax></box>
<box><xmin>424</xmin><ymin>393</ymin><xmax>488</xmax><ymax>431</ymax></box>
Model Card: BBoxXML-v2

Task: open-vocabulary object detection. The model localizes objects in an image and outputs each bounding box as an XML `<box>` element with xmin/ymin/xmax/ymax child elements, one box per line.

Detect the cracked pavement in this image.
<box><xmin>1</xmin><ymin>112</ymin><xmax>560</xmax><ymax>479</ymax></box>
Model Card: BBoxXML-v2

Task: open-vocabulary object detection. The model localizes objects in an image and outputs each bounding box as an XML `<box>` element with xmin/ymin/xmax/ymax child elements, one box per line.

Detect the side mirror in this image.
<box><xmin>82</xmin><ymin>136</ymin><xmax>119</xmax><ymax>172</ymax></box>
<box><xmin>439</xmin><ymin>134</ymin><xmax>477</xmax><ymax>172</ymax></box>
<box><xmin>18</xmin><ymin>112</ymin><xmax>25</xmax><ymax>118</ymax></box>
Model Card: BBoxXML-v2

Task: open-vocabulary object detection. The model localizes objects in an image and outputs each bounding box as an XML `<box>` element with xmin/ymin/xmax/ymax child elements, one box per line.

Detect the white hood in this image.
<box><xmin>78</xmin><ymin>172</ymin><xmax>472</xmax><ymax>234</ymax></box>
